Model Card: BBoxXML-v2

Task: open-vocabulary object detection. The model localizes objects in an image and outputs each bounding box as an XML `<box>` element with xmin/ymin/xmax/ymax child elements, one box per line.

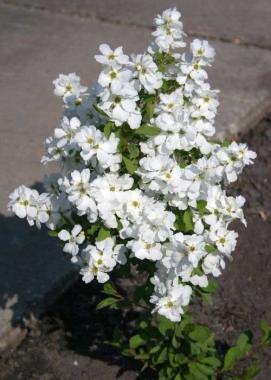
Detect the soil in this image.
<box><xmin>1</xmin><ymin>115</ymin><xmax>271</xmax><ymax>380</ymax></box>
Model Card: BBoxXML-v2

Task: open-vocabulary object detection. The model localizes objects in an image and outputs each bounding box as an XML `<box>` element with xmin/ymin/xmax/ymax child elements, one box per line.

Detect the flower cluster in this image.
<box><xmin>8</xmin><ymin>8</ymin><xmax>256</xmax><ymax>322</ymax></box>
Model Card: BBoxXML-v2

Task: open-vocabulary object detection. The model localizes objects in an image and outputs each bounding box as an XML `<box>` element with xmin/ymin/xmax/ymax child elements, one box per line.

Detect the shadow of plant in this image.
<box><xmin>0</xmin><ymin>181</ymin><xmax>76</xmax><ymax>333</ymax></box>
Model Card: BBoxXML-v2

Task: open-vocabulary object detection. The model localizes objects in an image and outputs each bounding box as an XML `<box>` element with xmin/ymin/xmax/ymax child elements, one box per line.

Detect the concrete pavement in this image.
<box><xmin>0</xmin><ymin>1</ymin><xmax>271</xmax><ymax>352</ymax></box>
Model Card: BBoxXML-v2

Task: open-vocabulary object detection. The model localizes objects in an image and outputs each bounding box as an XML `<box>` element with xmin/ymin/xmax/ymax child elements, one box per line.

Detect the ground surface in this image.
<box><xmin>1</xmin><ymin>0</ymin><xmax>271</xmax><ymax>351</ymax></box>
<box><xmin>0</xmin><ymin>115</ymin><xmax>271</xmax><ymax>379</ymax></box>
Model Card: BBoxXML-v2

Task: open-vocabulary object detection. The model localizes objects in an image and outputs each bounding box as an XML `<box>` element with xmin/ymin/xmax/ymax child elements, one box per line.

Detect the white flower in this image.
<box><xmin>74</xmin><ymin>125</ymin><xmax>103</xmax><ymax>161</ymax></box>
<box><xmin>79</xmin><ymin>238</ymin><xmax>126</xmax><ymax>283</ymax></box>
<box><xmin>98</xmin><ymin>67</ymin><xmax>132</xmax><ymax>94</ymax></box>
<box><xmin>7</xmin><ymin>8</ymin><xmax>257</xmax><ymax>321</ymax></box>
<box><xmin>151</xmin><ymin>283</ymin><xmax>192</xmax><ymax>322</ymax></box>
<box><xmin>94</xmin><ymin>44</ymin><xmax>129</xmax><ymax>68</ymax></box>
<box><xmin>202</xmin><ymin>252</ymin><xmax>226</xmax><ymax>277</ymax></box>
<box><xmin>53</xmin><ymin>73</ymin><xmax>87</xmax><ymax>103</ymax></box>
<box><xmin>58</xmin><ymin>224</ymin><xmax>85</xmax><ymax>256</ymax></box>
<box><xmin>153</xmin><ymin>8</ymin><xmax>186</xmax><ymax>51</ymax></box>
<box><xmin>216</xmin><ymin>142</ymin><xmax>257</xmax><ymax>183</ymax></box>
<box><xmin>129</xmin><ymin>54</ymin><xmax>163</xmax><ymax>94</ymax></box>
<box><xmin>80</xmin><ymin>255</ymin><xmax>110</xmax><ymax>284</ymax></box>
<box><xmin>99</xmin><ymin>87</ymin><xmax>142</xmax><ymax>130</ymax></box>
<box><xmin>171</xmin><ymin>232</ymin><xmax>207</xmax><ymax>268</ymax></box>
<box><xmin>54</xmin><ymin>116</ymin><xmax>81</xmax><ymax>148</ymax></box>
<box><xmin>190</xmin><ymin>39</ymin><xmax>215</xmax><ymax>66</ymax></box>
<box><xmin>155</xmin><ymin>89</ymin><xmax>184</xmax><ymax>114</ymax></box>
<box><xmin>8</xmin><ymin>186</ymin><xmax>38</xmax><ymax>225</ymax></box>
<box><xmin>128</xmin><ymin>228</ymin><xmax>162</xmax><ymax>261</ymax></box>
<box><xmin>208</xmin><ymin>223</ymin><xmax>238</xmax><ymax>256</ymax></box>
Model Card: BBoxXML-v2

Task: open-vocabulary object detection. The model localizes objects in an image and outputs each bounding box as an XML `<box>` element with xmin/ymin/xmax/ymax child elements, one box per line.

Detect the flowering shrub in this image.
<box><xmin>8</xmin><ymin>7</ymin><xmax>271</xmax><ymax>379</ymax></box>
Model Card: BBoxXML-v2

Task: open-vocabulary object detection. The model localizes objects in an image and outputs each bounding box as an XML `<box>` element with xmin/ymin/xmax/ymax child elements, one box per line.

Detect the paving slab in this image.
<box><xmin>0</xmin><ymin>4</ymin><xmax>271</xmax><ymax>353</ymax></box>
<box><xmin>3</xmin><ymin>0</ymin><xmax>271</xmax><ymax>48</ymax></box>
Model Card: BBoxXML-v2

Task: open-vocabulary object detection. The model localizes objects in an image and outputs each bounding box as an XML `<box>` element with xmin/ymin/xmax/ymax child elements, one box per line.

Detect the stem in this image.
<box><xmin>115</xmin><ymin>293</ymin><xmax>150</xmax><ymax>310</ymax></box>
<box><xmin>130</xmin><ymin>301</ymin><xmax>150</xmax><ymax>310</ymax></box>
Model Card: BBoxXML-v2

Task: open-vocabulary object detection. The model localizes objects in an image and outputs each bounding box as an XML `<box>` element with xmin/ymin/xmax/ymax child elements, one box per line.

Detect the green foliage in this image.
<box><xmin>98</xmin><ymin>273</ymin><xmax>271</xmax><ymax>379</ymax></box>
<box><xmin>146</xmin><ymin>101</ymin><xmax>155</xmax><ymax>119</ymax></box>
<box><xmin>101</xmin><ymin>280</ymin><xmax>118</xmax><ymax>296</ymax></box>
<box><xmin>223</xmin><ymin>346</ymin><xmax>242</xmax><ymax>371</ymax></box>
<box><xmin>96</xmin><ymin>297</ymin><xmax>120</xmax><ymax>310</ymax></box>
<box><xmin>134</xmin><ymin>124</ymin><xmax>161</xmax><ymax>136</ymax></box>
<box><xmin>260</xmin><ymin>319</ymin><xmax>271</xmax><ymax>344</ymax></box>
<box><xmin>97</xmin><ymin>225</ymin><xmax>111</xmax><ymax>241</ymax></box>
<box><xmin>122</xmin><ymin>155</ymin><xmax>137</xmax><ymax>174</ymax></box>
<box><xmin>104</xmin><ymin>121</ymin><xmax>114</xmax><ymax>138</ymax></box>
<box><xmin>92</xmin><ymin>102</ymin><xmax>108</xmax><ymax>116</ymax></box>
<box><xmin>183</xmin><ymin>210</ymin><xmax>194</xmax><ymax>232</ymax></box>
<box><xmin>127</xmin><ymin>143</ymin><xmax>140</xmax><ymax>158</ymax></box>
<box><xmin>48</xmin><ymin>230</ymin><xmax>59</xmax><ymax>237</ymax></box>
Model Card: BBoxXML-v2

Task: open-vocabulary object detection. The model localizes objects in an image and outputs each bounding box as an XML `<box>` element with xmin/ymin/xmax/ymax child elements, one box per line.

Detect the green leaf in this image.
<box><xmin>87</xmin><ymin>223</ymin><xmax>99</xmax><ymax>236</ymax></box>
<box><xmin>134</xmin><ymin>353</ymin><xmax>149</xmax><ymax>360</ymax></box>
<box><xmin>97</xmin><ymin>225</ymin><xmax>111</xmax><ymax>241</ymax></box>
<box><xmin>158</xmin><ymin>64</ymin><xmax>166</xmax><ymax>73</ymax></box>
<box><xmin>116</xmin><ymin>219</ymin><xmax>123</xmax><ymax>231</ymax></box>
<box><xmin>166</xmin><ymin>55</ymin><xmax>176</xmax><ymax>64</ymax></box>
<box><xmin>117</xmin><ymin>137</ymin><xmax>127</xmax><ymax>152</ymax></box>
<box><xmin>128</xmin><ymin>144</ymin><xmax>140</xmax><ymax>158</ymax></box>
<box><xmin>223</xmin><ymin>346</ymin><xmax>242</xmax><ymax>371</ymax></box>
<box><xmin>183</xmin><ymin>210</ymin><xmax>194</xmax><ymax>231</ymax></box>
<box><xmin>172</xmin><ymin>334</ymin><xmax>181</xmax><ymax>348</ymax></box>
<box><xmin>104</xmin><ymin>121</ymin><xmax>113</xmax><ymax>138</ymax></box>
<box><xmin>195</xmin><ymin>289</ymin><xmax>213</xmax><ymax>305</ymax></box>
<box><xmin>149</xmin><ymin>345</ymin><xmax>161</xmax><ymax>354</ymax></box>
<box><xmin>146</xmin><ymin>102</ymin><xmax>155</xmax><ymax>119</ymax></box>
<box><xmin>158</xmin><ymin>316</ymin><xmax>175</xmax><ymax>336</ymax></box>
<box><xmin>175</xmin><ymin>353</ymin><xmax>189</xmax><ymax>364</ymax></box>
<box><xmin>93</xmin><ymin>103</ymin><xmax>108</xmax><ymax>116</ymax></box>
<box><xmin>140</xmin><ymin>361</ymin><xmax>149</xmax><ymax>373</ymax></box>
<box><xmin>261</xmin><ymin>319</ymin><xmax>271</xmax><ymax>344</ymax></box>
<box><xmin>134</xmin><ymin>125</ymin><xmax>161</xmax><ymax>136</ymax></box>
<box><xmin>200</xmin><ymin>356</ymin><xmax>221</xmax><ymax>367</ymax></box>
<box><xmin>221</xmin><ymin>137</ymin><xmax>231</xmax><ymax>147</ymax></box>
<box><xmin>237</xmin><ymin>331</ymin><xmax>253</xmax><ymax>354</ymax></box>
<box><xmin>48</xmin><ymin>230</ymin><xmax>59</xmax><ymax>237</ymax></box>
<box><xmin>155</xmin><ymin>52</ymin><xmax>164</xmax><ymax>62</ymax></box>
<box><xmin>202</xmin><ymin>280</ymin><xmax>220</xmax><ymax>293</ymax></box>
<box><xmin>122</xmin><ymin>155</ymin><xmax>137</xmax><ymax>174</ymax></box>
<box><xmin>168</xmin><ymin>353</ymin><xmax>179</xmax><ymax>368</ymax></box>
<box><xmin>101</xmin><ymin>280</ymin><xmax>118</xmax><ymax>296</ymax></box>
<box><xmin>195</xmin><ymin>363</ymin><xmax>214</xmax><ymax>375</ymax></box>
<box><xmin>196</xmin><ymin>200</ymin><xmax>207</xmax><ymax>210</ymax></box>
<box><xmin>153</xmin><ymin>347</ymin><xmax>169</xmax><ymax>364</ymax></box>
<box><xmin>205</xmin><ymin>245</ymin><xmax>216</xmax><ymax>254</ymax></box>
<box><xmin>189</xmin><ymin>326</ymin><xmax>211</xmax><ymax>342</ymax></box>
<box><xmin>104</xmin><ymin>327</ymin><xmax>123</xmax><ymax>349</ymax></box>
<box><xmin>96</xmin><ymin>297</ymin><xmax>120</xmax><ymax>310</ymax></box>
<box><xmin>129</xmin><ymin>334</ymin><xmax>146</xmax><ymax>349</ymax></box>
<box><xmin>161</xmin><ymin>79</ymin><xmax>168</xmax><ymax>91</ymax></box>
<box><xmin>243</xmin><ymin>365</ymin><xmax>261</xmax><ymax>378</ymax></box>
<box><xmin>188</xmin><ymin>362</ymin><xmax>208</xmax><ymax>380</ymax></box>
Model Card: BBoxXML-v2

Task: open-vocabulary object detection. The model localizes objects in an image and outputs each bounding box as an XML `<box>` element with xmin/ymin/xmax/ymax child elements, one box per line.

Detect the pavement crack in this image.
<box><xmin>1</xmin><ymin>1</ymin><xmax>271</xmax><ymax>51</ymax></box>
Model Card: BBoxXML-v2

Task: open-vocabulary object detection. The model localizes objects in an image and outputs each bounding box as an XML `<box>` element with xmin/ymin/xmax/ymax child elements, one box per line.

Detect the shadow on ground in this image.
<box><xmin>0</xmin><ymin>181</ymin><xmax>76</xmax><ymax>333</ymax></box>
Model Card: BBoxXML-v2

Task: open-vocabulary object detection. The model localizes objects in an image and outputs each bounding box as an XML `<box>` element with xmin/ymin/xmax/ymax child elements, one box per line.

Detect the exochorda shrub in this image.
<box><xmin>8</xmin><ymin>7</ymin><xmax>271</xmax><ymax>380</ymax></box>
